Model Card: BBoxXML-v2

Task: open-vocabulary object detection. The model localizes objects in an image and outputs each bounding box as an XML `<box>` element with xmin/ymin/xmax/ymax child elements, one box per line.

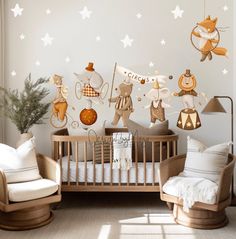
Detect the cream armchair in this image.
<box><xmin>159</xmin><ymin>154</ymin><xmax>235</xmax><ymax>229</ymax></box>
<box><xmin>0</xmin><ymin>154</ymin><xmax>61</xmax><ymax>231</ymax></box>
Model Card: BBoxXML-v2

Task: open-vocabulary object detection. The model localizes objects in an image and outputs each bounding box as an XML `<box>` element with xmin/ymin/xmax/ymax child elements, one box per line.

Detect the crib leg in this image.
<box><xmin>166</xmin><ymin>202</ymin><xmax>174</xmax><ymax>210</ymax></box>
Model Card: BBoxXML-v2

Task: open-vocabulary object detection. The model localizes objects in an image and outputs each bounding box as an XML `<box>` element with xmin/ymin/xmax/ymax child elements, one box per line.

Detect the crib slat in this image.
<box><xmin>135</xmin><ymin>140</ymin><xmax>138</xmax><ymax>185</ymax></box>
<box><xmin>75</xmin><ymin>142</ymin><xmax>79</xmax><ymax>186</ymax></box>
<box><xmin>84</xmin><ymin>142</ymin><xmax>87</xmax><ymax>186</ymax></box>
<box><xmin>143</xmin><ymin>141</ymin><xmax>146</xmax><ymax>186</ymax></box>
<box><xmin>173</xmin><ymin>140</ymin><xmax>177</xmax><ymax>156</ymax></box>
<box><xmin>110</xmin><ymin>141</ymin><xmax>113</xmax><ymax>186</ymax></box>
<box><xmin>59</xmin><ymin>142</ymin><xmax>62</xmax><ymax>184</ymax></box>
<box><xmin>160</xmin><ymin>141</ymin><xmax>163</xmax><ymax>162</ymax></box>
<box><xmin>67</xmin><ymin>142</ymin><xmax>71</xmax><ymax>185</ymax></box>
<box><xmin>93</xmin><ymin>143</ymin><xmax>96</xmax><ymax>186</ymax></box>
<box><xmin>167</xmin><ymin>141</ymin><xmax>170</xmax><ymax>159</ymax></box>
<box><xmin>101</xmin><ymin>141</ymin><xmax>104</xmax><ymax>186</ymax></box>
<box><xmin>152</xmin><ymin>142</ymin><xmax>155</xmax><ymax>186</ymax></box>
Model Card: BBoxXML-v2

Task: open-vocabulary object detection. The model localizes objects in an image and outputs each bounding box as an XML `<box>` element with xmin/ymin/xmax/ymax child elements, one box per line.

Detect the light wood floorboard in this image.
<box><xmin>0</xmin><ymin>192</ymin><xmax>236</xmax><ymax>239</ymax></box>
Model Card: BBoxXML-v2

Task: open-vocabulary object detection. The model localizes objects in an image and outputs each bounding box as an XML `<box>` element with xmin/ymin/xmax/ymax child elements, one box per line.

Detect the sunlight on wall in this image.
<box><xmin>119</xmin><ymin>213</ymin><xmax>196</xmax><ymax>239</ymax></box>
<box><xmin>97</xmin><ymin>224</ymin><xmax>111</xmax><ymax>239</ymax></box>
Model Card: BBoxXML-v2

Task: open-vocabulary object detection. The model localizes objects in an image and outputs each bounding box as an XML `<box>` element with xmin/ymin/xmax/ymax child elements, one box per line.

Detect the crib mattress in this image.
<box><xmin>61</xmin><ymin>157</ymin><xmax>160</xmax><ymax>184</ymax></box>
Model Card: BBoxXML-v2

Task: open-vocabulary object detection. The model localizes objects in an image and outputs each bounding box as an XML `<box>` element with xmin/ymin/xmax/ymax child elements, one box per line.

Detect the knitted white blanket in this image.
<box><xmin>163</xmin><ymin>176</ymin><xmax>218</xmax><ymax>212</ymax></box>
<box><xmin>112</xmin><ymin>132</ymin><xmax>132</xmax><ymax>170</ymax></box>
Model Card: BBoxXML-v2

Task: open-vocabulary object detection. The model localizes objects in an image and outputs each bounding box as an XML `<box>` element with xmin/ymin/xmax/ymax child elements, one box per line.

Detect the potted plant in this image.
<box><xmin>0</xmin><ymin>74</ymin><xmax>50</xmax><ymax>146</ymax></box>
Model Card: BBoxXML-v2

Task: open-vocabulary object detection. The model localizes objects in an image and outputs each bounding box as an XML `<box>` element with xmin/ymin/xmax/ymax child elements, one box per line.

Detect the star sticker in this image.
<box><xmin>96</xmin><ymin>36</ymin><xmax>101</xmax><ymax>41</ymax></box>
<box><xmin>65</xmin><ymin>57</ymin><xmax>71</xmax><ymax>63</ymax></box>
<box><xmin>149</xmin><ymin>62</ymin><xmax>154</xmax><ymax>67</ymax></box>
<box><xmin>46</xmin><ymin>9</ymin><xmax>51</xmax><ymax>15</ymax></box>
<box><xmin>223</xmin><ymin>5</ymin><xmax>228</xmax><ymax>11</ymax></box>
<box><xmin>160</xmin><ymin>39</ymin><xmax>166</xmax><ymax>45</ymax></box>
<box><xmin>121</xmin><ymin>35</ymin><xmax>134</xmax><ymax>48</ymax></box>
<box><xmin>222</xmin><ymin>69</ymin><xmax>228</xmax><ymax>75</ymax></box>
<box><xmin>11</xmin><ymin>3</ymin><xmax>24</xmax><ymax>17</ymax></box>
<box><xmin>136</xmin><ymin>13</ymin><xmax>142</xmax><ymax>19</ymax></box>
<box><xmin>79</xmin><ymin>6</ymin><xmax>92</xmax><ymax>19</ymax></box>
<box><xmin>35</xmin><ymin>61</ymin><xmax>40</xmax><ymax>66</ymax></box>
<box><xmin>41</xmin><ymin>33</ymin><xmax>53</xmax><ymax>46</ymax></box>
<box><xmin>19</xmin><ymin>34</ymin><xmax>25</xmax><ymax>40</ymax></box>
<box><xmin>171</xmin><ymin>5</ymin><xmax>184</xmax><ymax>19</ymax></box>
<box><xmin>11</xmin><ymin>70</ymin><xmax>16</xmax><ymax>76</ymax></box>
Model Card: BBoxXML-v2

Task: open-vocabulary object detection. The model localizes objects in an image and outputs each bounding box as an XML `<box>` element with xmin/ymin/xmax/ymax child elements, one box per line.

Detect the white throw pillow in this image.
<box><xmin>180</xmin><ymin>136</ymin><xmax>231</xmax><ymax>183</ymax></box>
<box><xmin>68</xmin><ymin>122</ymin><xmax>105</xmax><ymax>162</ymax></box>
<box><xmin>0</xmin><ymin>137</ymin><xmax>41</xmax><ymax>183</ymax></box>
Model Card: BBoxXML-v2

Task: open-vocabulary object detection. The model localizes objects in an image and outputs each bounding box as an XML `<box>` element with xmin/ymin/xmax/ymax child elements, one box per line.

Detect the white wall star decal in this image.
<box><xmin>136</xmin><ymin>13</ymin><xmax>142</xmax><ymax>19</ymax></box>
<box><xmin>223</xmin><ymin>5</ymin><xmax>228</xmax><ymax>11</ymax></box>
<box><xmin>121</xmin><ymin>35</ymin><xmax>134</xmax><ymax>48</ymax></box>
<box><xmin>11</xmin><ymin>3</ymin><xmax>24</xmax><ymax>17</ymax></box>
<box><xmin>96</xmin><ymin>36</ymin><xmax>101</xmax><ymax>41</ymax></box>
<box><xmin>41</xmin><ymin>33</ymin><xmax>54</xmax><ymax>46</ymax></box>
<box><xmin>160</xmin><ymin>39</ymin><xmax>166</xmax><ymax>45</ymax></box>
<box><xmin>11</xmin><ymin>70</ymin><xmax>16</xmax><ymax>76</ymax></box>
<box><xmin>19</xmin><ymin>34</ymin><xmax>25</xmax><ymax>40</ymax></box>
<box><xmin>171</xmin><ymin>5</ymin><xmax>184</xmax><ymax>19</ymax></box>
<box><xmin>65</xmin><ymin>57</ymin><xmax>71</xmax><ymax>63</ymax></box>
<box><xmin>35</xmin><ymin>60</ymin><xmax>41</xmax><ymax>66</ymax></box>
<box><xmin>149</xmin><ymin>62</ymin><xmax>154</xmax><ymax>67</ymax></box>
<box><xmin>79</xmin><ymin>6</ymin><xmax>92</xmax><ymax>19</ymax></box>
<box><xmin>222</xmin><ymin>69</ymin><xmax>228</xmax><ymax>75</ymax></box>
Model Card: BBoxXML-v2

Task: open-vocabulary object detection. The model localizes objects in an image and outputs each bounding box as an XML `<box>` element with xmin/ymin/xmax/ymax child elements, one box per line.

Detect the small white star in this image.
<box><xmin>79</xmin><ymin>6</ymin><xmax>92</xmax><ymax>19</ymax></box>
<box><xmin>11</xmin><ymin>3</ymin><xmax>24</xmax><ymax>17</ymax></box>
<box><xmin>160</xmin><ymin>39</ymin><xmax>166</xmax><ymax>45</ymax></box>
<box><xmin>223</xmin><ymin>5</ymin><xmax>228</xmax><ymax>11</ymax></box>
<box><xmin>19</xmin><ymin>34</ymin><xmax>25</xmax><ymax>40</ymax></box>
<box><xmin>96</xmin><ymin>36</ymin><xmax>101</xmax><ymax>41</ymax></box>
<box><xmin>136</xmin><ymin>13</ymin><xmax>142</xmax><ymax>19</ymax></box>
<box><xmin>222</xmin><ymin>69</ymin><xmax>228</xmax><ymax>75</ymax></box>
<box><xmin>121</xmin><ymin>35</ymin><xmax>134</xmax><ymax>48</ymax></box>
<box><xmin>65</xmin><ymin>57</ymin><xmax>71</xmax><ymax>63</ymax></box>
<box><xmin>171</xmin><ymin>5</ymin><xmax>184</xmax><ymax>19</ymax></box>
<box><xmin>35</xmin><ymin>61</ymin><xmax>41</xmax><ymax>66</ymax></box>
<box><xmin>41</xmin><ymin>33</ymin><xmax>53</xmax><ymax>46</ymax></box>
<box><xmin>149</xmin><ymin>62</ymin><xmax>154</xmax><ymax>68</ymax></box>
<box><xmin>46</xmin><ymin>9</ymin><xmax>51</xmax><ymax>15</ymax></box>
<box><xmin>11</xmin><ymin>70</ymin><xmax>16</xmax><ymax>76</ymax></box>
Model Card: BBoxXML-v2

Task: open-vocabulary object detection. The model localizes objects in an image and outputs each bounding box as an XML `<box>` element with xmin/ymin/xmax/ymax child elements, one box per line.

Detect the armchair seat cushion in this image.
<box><xmin>163</xmin><ymin>176</ymin><xmax>218</xmax><ymax>212</ymax></box>
<box><xmin>7</xmin><ymin>179</ymin><xmax>58</xmax><ymax>202</ymax></box>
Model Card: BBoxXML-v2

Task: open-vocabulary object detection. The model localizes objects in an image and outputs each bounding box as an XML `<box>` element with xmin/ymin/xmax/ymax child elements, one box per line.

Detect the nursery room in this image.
<box><xmin>0</xmin><ymin>0</ymin><xmax>236</xmax><ymax>238</ymax></box>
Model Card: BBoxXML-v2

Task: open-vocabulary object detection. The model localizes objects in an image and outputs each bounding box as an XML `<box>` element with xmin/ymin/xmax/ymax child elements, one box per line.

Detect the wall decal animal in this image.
<box><xmin>144</xmin><ymin>80</ymin><xmax>171</xmax><ymax>128</ymax></box>
<box><xmin>191</xmin><ymin>16</ymin><xmax>227</xmax><ymax>62</ymax></box>
<box><xmin>50</xmin><ymin>74</ymin><xmax>79</xmax><ymax>129</ymax></box>
<box><xmin>108</xmin><ymin>77</ymin><xmax>134</xmax><ymax>127</ymax></box>
<box><xmin>173</xmin><ymin>69</ymin><xmax>201</xmax><ymax>130</ymax></box>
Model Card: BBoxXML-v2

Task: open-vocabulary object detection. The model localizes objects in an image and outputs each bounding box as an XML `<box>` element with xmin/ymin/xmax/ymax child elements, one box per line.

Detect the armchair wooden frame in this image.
<box><xmin>0</xmin><ymin>154</ymin><xmax>61</xmax><ymax>231</ymax></box>
<box><xmin>159</xmin><ymin>154</ymin><xmax>235</xmax><ymax>229</ymax></box>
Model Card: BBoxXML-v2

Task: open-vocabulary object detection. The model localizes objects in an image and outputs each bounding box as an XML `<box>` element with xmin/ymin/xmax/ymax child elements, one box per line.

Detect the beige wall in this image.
<box><xmin>0</xmin><ymin>0</ymin><xmax>5</xmax><ymax>143</ymax></box>
<box><xmin>3</xmin><ymin>0</ymin><xmax>234</xmax><ymax>159</ymax></box>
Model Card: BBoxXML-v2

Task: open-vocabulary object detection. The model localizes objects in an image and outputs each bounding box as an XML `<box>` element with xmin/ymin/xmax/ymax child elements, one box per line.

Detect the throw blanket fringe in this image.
<box><xmin>113</xmin><ymin>132</ymin><xmax>132</xmax><ymax>170</ymax></box>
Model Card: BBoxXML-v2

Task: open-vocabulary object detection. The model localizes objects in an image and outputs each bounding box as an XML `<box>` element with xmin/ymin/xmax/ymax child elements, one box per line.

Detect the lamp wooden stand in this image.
<box><xmin>202</xmin><ymin>96</ymin><xmax>236</xmax><ymax>206</ymax></box>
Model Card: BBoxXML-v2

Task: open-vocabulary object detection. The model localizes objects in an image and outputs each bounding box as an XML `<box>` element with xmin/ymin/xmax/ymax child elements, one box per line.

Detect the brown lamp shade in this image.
<box><xmin>202</xmin><ymin>97</ymin><xmax>226</xmax><ymax>114</ymax></box>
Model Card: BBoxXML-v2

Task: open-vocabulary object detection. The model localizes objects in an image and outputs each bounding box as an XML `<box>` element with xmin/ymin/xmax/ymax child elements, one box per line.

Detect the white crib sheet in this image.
<box><xmin>60</xmin><ymin>157</ymin><xmax>160</xmax><ymax>184</ymax></box>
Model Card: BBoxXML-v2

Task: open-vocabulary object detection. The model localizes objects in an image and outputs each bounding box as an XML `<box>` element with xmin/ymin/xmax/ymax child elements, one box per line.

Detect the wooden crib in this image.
<box><xmin>51</xmin><ymin>128</ymin><xmax>178</xmax><ymax>192</ymax></box>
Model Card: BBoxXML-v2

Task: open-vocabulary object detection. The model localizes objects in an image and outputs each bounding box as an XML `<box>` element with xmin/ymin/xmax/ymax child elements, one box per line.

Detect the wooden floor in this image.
<box><xmin>0</xmin><ymin>192</ymin><xmax>236</xmax><ymax>239</ymax></box>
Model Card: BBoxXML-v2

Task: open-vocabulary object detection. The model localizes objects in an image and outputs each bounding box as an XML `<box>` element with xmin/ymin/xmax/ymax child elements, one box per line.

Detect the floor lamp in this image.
<box><xmin>202</xmin><ymin>96</ymin><xmax>236</xmax><ymax>205</ymax></box>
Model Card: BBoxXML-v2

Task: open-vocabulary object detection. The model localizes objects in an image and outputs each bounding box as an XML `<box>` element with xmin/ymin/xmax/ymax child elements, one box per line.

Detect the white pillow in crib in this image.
<box><xmin>180</xmin><ymin>136</ymin><xmax>231</xmax><ymax>183</ymax></box>
<box><xmin>68</xmin><ymin>123</ymin><xmax>105</xmax><ymax>162</ymax></box>
<box><xmin>0</xmin><ymin>137</ymin><xmax>41</xmax><ymax>183</ymax></box>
